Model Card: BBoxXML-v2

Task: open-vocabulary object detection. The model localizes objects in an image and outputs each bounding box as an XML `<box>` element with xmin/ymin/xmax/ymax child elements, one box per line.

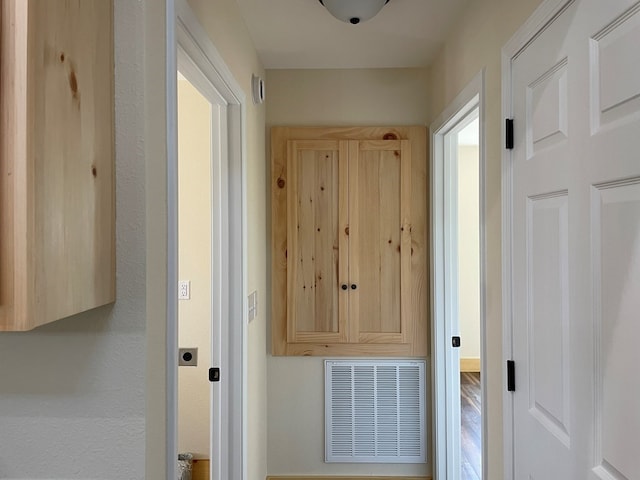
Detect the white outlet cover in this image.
<box><xmin>178</xmin><ymin>280</ymin><xmax>190</xmax><ymax>300</ymax></box>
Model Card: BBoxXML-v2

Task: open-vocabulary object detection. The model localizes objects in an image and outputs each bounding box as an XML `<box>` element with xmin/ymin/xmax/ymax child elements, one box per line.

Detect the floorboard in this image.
<box><xmin>461</xmin><ymin>372</ymin><xmax>481</xmax><ymax>480</ymax></box>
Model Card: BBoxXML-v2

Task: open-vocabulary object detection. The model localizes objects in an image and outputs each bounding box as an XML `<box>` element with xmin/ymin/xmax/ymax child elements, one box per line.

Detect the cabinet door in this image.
<box><xmin>349</xmin><ymin>140</ymin><xmax>411</xmax><ymax>344</ymax></box>
<box><xmin>286</xmin><ymin>140</ymin><xmax>349</xmax><ymax>343</ymax></box>
<box><xmin>0</xmin><ymin>0</ymin><xmax>114</xmax><ymax>331</ymax></box>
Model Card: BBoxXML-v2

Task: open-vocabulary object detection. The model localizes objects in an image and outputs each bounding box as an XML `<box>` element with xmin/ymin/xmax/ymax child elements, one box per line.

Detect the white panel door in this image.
<box><xmin>509</xmin><ymin>0</ymin><xmax>640</xmax><ymax>478</ymax></box>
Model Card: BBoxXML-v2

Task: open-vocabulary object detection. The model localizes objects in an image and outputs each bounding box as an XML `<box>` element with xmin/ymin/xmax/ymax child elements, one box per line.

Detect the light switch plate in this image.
<box><xmin>248</xmin><ymin>290</ymin><xmax>258</xmax><ymax>322</ymax></box>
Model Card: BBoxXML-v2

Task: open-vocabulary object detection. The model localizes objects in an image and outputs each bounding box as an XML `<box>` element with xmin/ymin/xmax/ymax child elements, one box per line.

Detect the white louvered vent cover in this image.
<box><xmin>325</xmin><ymin>360</ymin><xmax>426</xmax><ymax>463</ymax></box>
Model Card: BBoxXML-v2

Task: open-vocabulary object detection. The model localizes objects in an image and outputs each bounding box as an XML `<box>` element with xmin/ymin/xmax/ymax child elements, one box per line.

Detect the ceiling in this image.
<box><xmin>234</xmin><ymin>0</ymin><xmax>472</xmax><ymax>69</ymax></box>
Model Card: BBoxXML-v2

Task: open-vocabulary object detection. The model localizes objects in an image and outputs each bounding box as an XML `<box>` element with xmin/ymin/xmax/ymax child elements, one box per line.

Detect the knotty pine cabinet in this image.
<box><xmin>272</xmin><ymin>127</ymin><xmax>428</xmax><ymax>356</ymax></box>
<box><xmin>0</xmin><ymin>0</ymin><xmax>115</xmax><ymax>331</ymax></box>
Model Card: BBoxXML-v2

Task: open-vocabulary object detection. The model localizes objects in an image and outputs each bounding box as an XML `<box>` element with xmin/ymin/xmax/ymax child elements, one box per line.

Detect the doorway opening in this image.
<box><xmin>167</xmin><ymin>1</ymin><xmax>248</xmax><ymax>479</ymax></box>
<box><xmin>430</xmin><ymin>71</ymin><xmax>486</xmax><ymax>480</ymax></box>
<box><xmin>455</xmin><ymin>116</ymin><xmax>482</xmax><ymax>480</ymax></box>
<box><xmin>176</xmin><ymin>71</ymin><xmax>217</xmax><ymax>479</ymax></box>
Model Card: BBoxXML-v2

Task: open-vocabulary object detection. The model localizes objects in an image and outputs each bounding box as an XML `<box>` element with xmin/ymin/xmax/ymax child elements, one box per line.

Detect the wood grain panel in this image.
<box><xmin>287</xmin><ymin>140</ymin><xmax>345</xmax><ymax>344</ymax></box>
<box><xmin>0</xmin><ymin>0</ymin><xmax>115</xmax><ymax>331</ymax></box>
<box><xmin>281</xmin><ymin>342</ymin><xmax>413</xmax><ymax>357</ymax></box>
<box><xmin>294</xmin><ymin>147</ymin><xmax>316</xmax><ymax>332</ymax></box>
<box><xmin>272</xmin><ymin>127</ymin><xmax>291</xmax><ymax>354</ymax></box>
<box><xmin>271</xmin><ymin>127</ymin><xmax>428</xmax><ymax>356</ymax></box>
<box><xmin>191</xmin><ymin>459</ymin><xmax>210</xmax><ymax>480</ymax></box>
<box><xmin>347</xmin><ymin>139</ymin><xmax>360</xmax><ymax>343</ymax></box>
<box><xmin>460</xmin><ymin>357</ymin><xmax>481</xmax><ymax>372</ymax></box>
<box><xmin>400</xmin><ymin>140</ymin><xmax>412</xmax><ymax>345</ymax></box>
<box><xmin>313</xmin><ymin>149</ymin><xmax>338</xmax><ymax>333</ymax></box>
<box><xmin>407</xmin><ymin>128</ymin><xmax>428</xmax><ymax>357</ymax></box>
<box><xmin>0</xmin><ymin>0</ymin><xmax>28</xmax><ymax>328</ymax></box>
<box><xmin>378</xmin><ymin>149</ymin><xmax>401</xmax><ymax>334</ymax></box>
<box><xmin>354</xmin><ymin>141</ymin><xmax>408</xmax><ymax>344</ymax></box>
<box><xmin>267</xmin><ymin>476</ymin><xmax>431</xmax><ymax>480</ymax></box>
<box><xmin>30</xmin><ymin>0</ymin><xmax>115</xmax><ymax>323</ymax></box>
<box><xmin>355</xmin><ymin>147</ymin><xmax>381</xmax><ymax>334</ymax></box>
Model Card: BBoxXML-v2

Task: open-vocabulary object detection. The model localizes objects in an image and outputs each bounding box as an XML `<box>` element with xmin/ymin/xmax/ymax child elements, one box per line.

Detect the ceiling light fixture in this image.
<box><xmin>319</xmin><ymin>0</ymin><xmax>390</xmax><ymax>25</ymax></box>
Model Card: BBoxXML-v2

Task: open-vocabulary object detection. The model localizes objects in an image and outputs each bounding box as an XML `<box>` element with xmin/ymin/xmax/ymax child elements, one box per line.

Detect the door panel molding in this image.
<box><xmin>501</xmin><ymin>2</ymin><xmax>573</xmax><ymax>479</ymax></box>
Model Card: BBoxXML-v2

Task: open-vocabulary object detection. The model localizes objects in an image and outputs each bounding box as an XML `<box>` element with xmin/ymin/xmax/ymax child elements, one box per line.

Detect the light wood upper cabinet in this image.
<box><xmin>0</xmin><ymin>0</ymin><xmax>115</xmax><ymax>331</ymax></box>
<box><xmin>272</xmin><ymin>127</ymin><xmax>428</xmax><ymax>356</ymax></box>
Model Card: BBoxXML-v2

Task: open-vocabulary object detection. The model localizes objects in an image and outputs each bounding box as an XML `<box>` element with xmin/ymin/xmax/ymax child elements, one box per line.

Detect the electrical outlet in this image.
<box><xmin>178</xmin><ymin>348</ymin><xmax>198</xmax><ymax>366</ymax></box>
<box><xmin>248</xmin><ymin>290</ymin><xmax>258</xmax><ymax>322</ymax></box>
<box><xmin>178</xmin><ymin>280</ymin><xmax>190</xmax><ymax>300</ymax></box>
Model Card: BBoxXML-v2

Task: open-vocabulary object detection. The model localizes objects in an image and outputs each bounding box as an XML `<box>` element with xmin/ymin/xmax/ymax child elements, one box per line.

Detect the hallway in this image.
<box><xmin>461</xmin><ymin>372</ymin><xmax>482</xmax><ymax>480</ymax></box>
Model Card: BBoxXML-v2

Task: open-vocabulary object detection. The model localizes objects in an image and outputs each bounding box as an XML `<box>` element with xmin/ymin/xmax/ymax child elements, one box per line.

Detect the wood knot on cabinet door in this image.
<box><xmin>69</xmin><ymin>70</ymin><xmax>79</xmax><ymax>97</ymax></box>
<box><xmin>59</xmin><ymin>52</ymin><xmax>65</xmax><ymax>63</ymax></box>
<box><xmin>383</xmin><ymin>132</ymin><xmax>398</xmax><ymax>140</ymax></box>
<box><xmin>91</xmin><ymin>165</ymin><xmax>97</xmax><ymax>178</ymax></box>
<box><xmin>277</xmin><ymin>177</ymin><xmax>286</xmax><ymax>189</ymax></box>
<box><xmin>344</xmin><ymin>226</ymin><xmax>349</xmax><ymax>236</ymax></box>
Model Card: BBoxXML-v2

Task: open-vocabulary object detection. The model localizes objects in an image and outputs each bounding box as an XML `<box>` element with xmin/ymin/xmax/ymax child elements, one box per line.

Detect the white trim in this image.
<box><xmin>166</xmin><ymin>1</ymin><xmax>179</xmax><ymax>479</ymax></box>
<box><xmin>500</xmin><ymin>1</ymin><xmax>574</xmax><ymax>479</ymax></box>
<box><xmin>168</xmin><ymin>1</ymin><xmax>248</xmax><ymax>479</ymax></box>
<box><xmin>175</xmin><ymin>0</ymin><xmax>245</xmax><ymax>103</ymax></box>
<box><xmin>429</xmin><ymin>69</ymin><xmax>487</xmax><ymax>480</ymax></box>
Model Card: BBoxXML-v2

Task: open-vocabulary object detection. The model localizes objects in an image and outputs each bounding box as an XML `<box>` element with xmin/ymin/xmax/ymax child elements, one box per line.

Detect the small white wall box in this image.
<box><xmin>251</xmin><ymin>74</ymin><xmax>265</xmax><ymax>105</ymax></box>
<box><xmin>325</xmin><ymin>359</ymin><xmax>426</xmax><ymax>463</ymax></box>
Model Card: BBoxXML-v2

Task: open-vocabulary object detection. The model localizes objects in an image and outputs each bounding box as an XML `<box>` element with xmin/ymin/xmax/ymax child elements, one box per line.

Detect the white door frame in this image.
<box><xmin>166</xmin><ymin>1</ymin><xmax>248</xmax><ymax>479</ymax></box>
<box><xmin>500</xmin><ymin>1</ymin><xmax>573</xmax><ymax>478</ymax></box>
<box><xmin>430</xmin><ymin>70</ymin><xmax>487</xmax><ymax>480</ymax></box>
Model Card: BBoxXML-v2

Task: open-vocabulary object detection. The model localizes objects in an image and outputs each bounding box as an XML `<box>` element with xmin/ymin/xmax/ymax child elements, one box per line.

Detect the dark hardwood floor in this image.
<box><xmin>461</xmin><ymin>372</ymin><xmax>482</xmax><ymax>480</ymax></box>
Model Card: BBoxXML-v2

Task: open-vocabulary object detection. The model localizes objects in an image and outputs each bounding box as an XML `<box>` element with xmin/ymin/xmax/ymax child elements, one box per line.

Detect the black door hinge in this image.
<box><xmin>452</xmin><ymin>336</ymin><xmax>461</xmax><ymax>348</ymax></box>
<box><xmin>505</xmin><ymin>119</ymin><xmax>514</xmax><ymax>150</ymax></box>
<box><xmin>209</xmin><ymin>367</ymin><xmax>220</xmax><ymax>382</ymax></box>
<box><xmin>507</xmin><ymin>360</ymin><xmax>515</xmax><ymax>392</ymax></box>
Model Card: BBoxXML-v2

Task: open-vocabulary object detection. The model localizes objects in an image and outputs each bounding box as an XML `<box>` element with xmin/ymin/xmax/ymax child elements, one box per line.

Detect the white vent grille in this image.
<box><xmin>325</xmin><ymin>360</ymin><xmax>426</xmax><ymax>463</ymax></box>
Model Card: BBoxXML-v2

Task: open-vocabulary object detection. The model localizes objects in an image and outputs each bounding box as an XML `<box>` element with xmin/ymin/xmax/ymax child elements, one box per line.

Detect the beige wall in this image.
<box><xmin>0</xmin><ymin>0</ymin><xmax>266</xmax><ymax>477</ymax></box>
<box><xmin>265</xmin><ymin>67</ymin><xmax>430</xmax><ymax>477</ymax></box>
<box><xmin>458</xmin><ymin>145</ymin><xmax>481</xmax><ymax>360</ymax></box>
<box><xmin>0</xmin><ymin>2</ymin><xmax>148</xmax><ymax>478</ymax></box>
<box><xmin>426</xmin><ymin>0</ymin><xmax>543</xmax><ymax>478</ymax></box>
<box><xmin>184</xmin><ymin>0</ymin><xmax>268</xmax><ymax>478</ymax></box>
<box><xmin>146</xmin><ymin>0</ymin><xmax>268</xmax><ymax>477</ymax></box>
<box><xmin>177</xmin><ymin>78</ymin><xmax>212</xmax><ymax>458</ymax></box>
<box><xmin>267</xmin><ymin>68</ymin><xmax>429</xmax><ymax>126</ymax></box>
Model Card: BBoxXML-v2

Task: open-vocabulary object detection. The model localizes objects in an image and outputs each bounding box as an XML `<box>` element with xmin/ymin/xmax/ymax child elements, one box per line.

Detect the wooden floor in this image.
<box><xmin>461</xmin><ymin>372</ymin><xmax>482</xmax><ymax>480</ymax></box>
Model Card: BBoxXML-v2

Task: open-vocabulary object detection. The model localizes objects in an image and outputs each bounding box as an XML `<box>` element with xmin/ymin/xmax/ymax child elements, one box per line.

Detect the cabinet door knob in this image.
<box><xmin>351</xmin><ymin>284</ymin><xmax>357</xmax><ymax>290</ymax></box>
<box><xmin>341</xmin><ymin>284</ymin><xmax>348</xmax><ymax>290</ymax></box>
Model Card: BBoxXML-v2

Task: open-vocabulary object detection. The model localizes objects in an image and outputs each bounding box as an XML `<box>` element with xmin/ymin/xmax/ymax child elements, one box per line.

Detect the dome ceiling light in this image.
<box><xmin>318</xmin><ymin>0</ymin><xmax>391</xmax><ymax>25</ymax></box>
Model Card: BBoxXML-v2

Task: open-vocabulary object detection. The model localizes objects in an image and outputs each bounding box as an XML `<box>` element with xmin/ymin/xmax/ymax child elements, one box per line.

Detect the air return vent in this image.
<box><xmin>325</xmin><ymin>360</ymin><xmax>426</xmax><ymax>463</ymax></box>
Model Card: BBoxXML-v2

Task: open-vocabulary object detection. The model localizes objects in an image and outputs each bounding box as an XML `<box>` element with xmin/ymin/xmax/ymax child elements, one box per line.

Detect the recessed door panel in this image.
<box><xmin>591</xmin><ymin>4</ymin><xmax>640</xmax><ymax>131</ymax></box>
<box><xmin>287</xmin><ymin>140</ymin><xmax>348</xmax><ymax>343</ymax></box>
<box><xmin>527</xmin><ymin>59</ymin><xmax>568</xmax><ymax>158</ymax></box>
<box><xmin>509</xmin><ymin>1</ymin><xmax>640</xmax><ymax>478</ymax></box>
<box><xmin>350</xmin><ymin>140</ymin><xmax>411</xmax><ymax>344</ymax></box>
<box><xmin>592</xmin><ymin>179</ymin><xmax>640</xmax><ymax>480</ymax></box>
<box><xmin>527</xmin><ymin>192</ymin><xmax>570</xmax><ymax>446</ymax></box>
